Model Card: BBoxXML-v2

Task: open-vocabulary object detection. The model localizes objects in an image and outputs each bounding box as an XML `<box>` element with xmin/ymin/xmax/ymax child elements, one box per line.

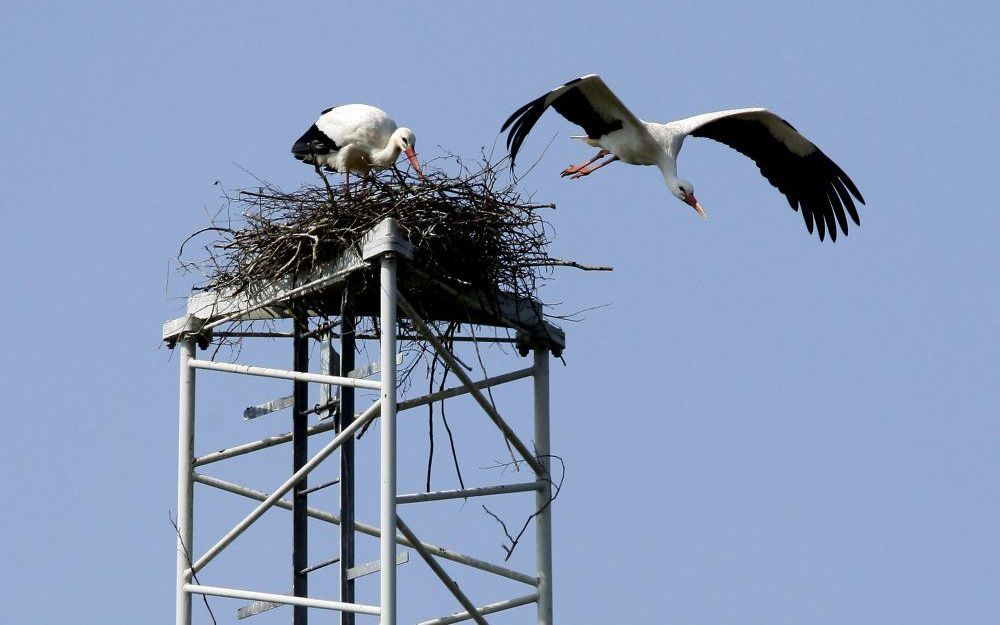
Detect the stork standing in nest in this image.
<box><xmin>292</xmin><ymin>104</ymin><xmax>423</xmax><ymax>184</ymax></box>
<box><xmin>502</xmin><ymin>74</ymin><xmax>865</xmax><ymax>241</ymax></box>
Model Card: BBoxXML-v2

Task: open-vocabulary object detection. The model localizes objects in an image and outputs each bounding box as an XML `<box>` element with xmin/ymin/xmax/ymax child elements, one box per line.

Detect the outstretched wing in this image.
<box><xmin>676</xmin><ymin>108</ymin><xmax>865</xmax><ymax>241</ymax></box>
<box><xmin>501</xmin><ymin>74</ymin><xmax>645</xmax><ymax>167</ymax></box>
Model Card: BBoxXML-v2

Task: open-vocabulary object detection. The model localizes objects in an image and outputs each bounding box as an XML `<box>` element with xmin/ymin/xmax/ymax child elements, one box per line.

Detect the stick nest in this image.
<box><xmin>181</xmin><ymin>157</ymin><xmax>563</xmax><ymax>307</ymax></box>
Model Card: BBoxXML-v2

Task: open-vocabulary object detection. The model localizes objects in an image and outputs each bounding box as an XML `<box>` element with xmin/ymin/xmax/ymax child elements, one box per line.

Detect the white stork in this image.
<box><xmin>502</xmin><ymin>74</ymin><xmax>865</xmax><ymax>241</ymax></box>
<box><xmin>292</xmin><ymin>104</ymin><xmax>422</xmax><ymax>181</ymax></box>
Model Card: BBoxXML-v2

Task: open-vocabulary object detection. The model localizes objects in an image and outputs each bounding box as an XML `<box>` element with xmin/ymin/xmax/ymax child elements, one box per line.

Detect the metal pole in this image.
<box><xmin>292</xmin><ymin>307</ymin><xmax>309</xmax><ymax>625</ymax></box>
<box><xmin>184</xmin><ymin>584</ymin><xmax>380</xmax><ymax>615</ymax></box>
<box><xmin>416</xmin><ymin>594</ymin><xmax>539</xmax><ymax>625</ymax></box>
<box><xmin>188</xmin><ymin>358</ymin><xmax>380</xmax><ymax>390</ymax></box>
<box><xmin>379</xmin><ymin>254</ymin><xmax>398</xmax><ymax>625</ymax></box>
<box><xmin>396</xmin><ymin>481</ymin><xmax>542</xmax><ymax>504</ymax></box>
<box><xmin>176</xmin><ymin>337</ymin><xmax>196</xmax><ymax>625</ymax></box>
<box><xmin>340</xmin><ymin>312</ymin><xmax>356</xmax><ymax>625</ymax></box>
<box><xmin>533</xmin><ymin>348</ymin><xmax>553</xmax><ymax>625</ymax></box>
<box><xmin>319</xmin><ymin>331</ymin><xmax>334</xmax><ymax>409</ymax></box>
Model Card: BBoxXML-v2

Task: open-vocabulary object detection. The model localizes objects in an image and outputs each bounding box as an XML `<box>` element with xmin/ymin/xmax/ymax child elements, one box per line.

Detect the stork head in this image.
<box><xmin>671</xmin><ymin>179</ymin><xmax>706</xmax><ymax>219</ymax></box>
<box><xmin>393</xmin><ymin>128</ymin><xmax>423</xmax><ymax>177</ymax></box>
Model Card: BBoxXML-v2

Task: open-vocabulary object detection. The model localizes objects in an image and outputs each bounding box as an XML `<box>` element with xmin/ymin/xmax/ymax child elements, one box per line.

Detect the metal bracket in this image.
<box><xmin>347</xmin><ymin>353</ymin><xmax>404</xmax><ymax>379</ymax></box>
<box><xmin>515</xmin><ymin>324</ymin><xmax>566</xmax><ymax>358</ymax></box>
<box><xmin>236</xmin><ymin>598</ymin><xmax>282</xmax><ymax>620</ymax></box>
<box><xmin>361</xmin><ymin>218</ymin><xmax>414</xmax><ymax>261</ymax></box>
<box><xmin>243</xmin><ymin>395</ymin><xmax>294</xmax><ymax>420</ymax></box>
<box><xmin>162</xmin><ymin>314</ymin><xmax>212</xmax><ymax>349</ymax></box>
<box><xmin>234</xmin><ymin>553</ymin><xmax>409</xmax><ymax>620</ymax></box>
<box><xmin>346</xmin><ymin>551</ymin><xmax>409</xmax><ymax>581</ymax></box>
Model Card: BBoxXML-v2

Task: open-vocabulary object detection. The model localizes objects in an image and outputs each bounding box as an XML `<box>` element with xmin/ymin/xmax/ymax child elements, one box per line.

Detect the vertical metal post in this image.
<box><xmin>292</xmin><ymin>308</ymin><xmax>310</xmax><ymax>625</ymax></box>
<box><xmin>176</xmin><ymin>337</ymin><xmax>196</xmax><ymax>625</ymax></box>
<box><xmin>340</xmin><ymin>312</ymin><xmax>356</xmax><ymax>625</ymax></box>
<box><xmin>319</xmin><ymin>331</ymin><xmax>334</xmax><ymax>409</ymax></box>
<box><xmin>379</xmin><ymin>255</ymin><xmax>399</xmax><ymax>625</ymax></box>
<box><xmin>533</xmin><ymin>348</ymin><xmax>553</xmax><ymax>625</ymax></box>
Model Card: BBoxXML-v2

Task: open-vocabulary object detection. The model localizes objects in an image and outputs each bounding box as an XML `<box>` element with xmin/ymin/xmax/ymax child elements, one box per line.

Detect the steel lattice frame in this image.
<box><xmin>164</xmin><ymin>219</ymin><xmax>563</xmax><ymax>625</ymax></box>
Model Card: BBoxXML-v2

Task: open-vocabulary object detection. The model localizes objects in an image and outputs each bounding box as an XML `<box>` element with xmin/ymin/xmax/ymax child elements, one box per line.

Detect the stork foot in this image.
<box><xmin>560</xmin><ymin>149</ymin><xmax>609</xmax><ymax>178</ymax></box>
<box><xmin>569</xmin><ymin>154</ymin><xmax>620</xmax><ymax>179</ymax></box>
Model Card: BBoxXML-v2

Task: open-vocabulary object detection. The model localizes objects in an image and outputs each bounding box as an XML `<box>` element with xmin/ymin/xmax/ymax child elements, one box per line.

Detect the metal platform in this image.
<box><xmin>163</xmin><ymin>218</ymin><xmax>565</xmax><ymax>355</ymax></box>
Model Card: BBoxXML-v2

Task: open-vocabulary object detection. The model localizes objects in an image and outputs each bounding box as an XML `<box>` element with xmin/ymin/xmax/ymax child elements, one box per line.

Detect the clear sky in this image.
<box><xmin>2</xmin><ymin>1</ymin><xmax>998</xmax><ymax>623</ymax></box>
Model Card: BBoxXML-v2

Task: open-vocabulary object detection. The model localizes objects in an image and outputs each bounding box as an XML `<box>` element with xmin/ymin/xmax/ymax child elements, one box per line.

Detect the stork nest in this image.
<box><xmin>179</xmin><ymin>156</ymin><xmax>600</xmax><ymax>314</ymax></box>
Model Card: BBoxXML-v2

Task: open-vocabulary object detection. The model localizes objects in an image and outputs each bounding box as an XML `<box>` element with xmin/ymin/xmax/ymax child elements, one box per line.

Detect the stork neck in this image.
<box><xmin>370</xmin><ymin>134</ymin><xmax>402</xmax><ymax>167</ymax></box>
<box><xmin>657</xmin><ymin>156</ymin><xmax>679</xmax><ymax>187</ymax></box>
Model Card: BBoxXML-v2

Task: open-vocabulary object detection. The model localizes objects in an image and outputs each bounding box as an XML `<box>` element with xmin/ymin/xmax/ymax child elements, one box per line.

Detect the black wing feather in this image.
<box><xmin>550</xmin><ymin>86</ymin><xmax>623</xmax><ymax>140</ymax></box>
<box><xmin>291</xmin><ymin>123</ymin><xmax>339</xmax><ymax>161</ymax></box>
<box><xmin>691</xmin><ymin>114</ymin><xmax>865</xmax><ymax>242</ymax></box>
<box><xmin>501</xmin><ymin>75</ymin><xmax>630</xmax><ymax>168</ymax></box>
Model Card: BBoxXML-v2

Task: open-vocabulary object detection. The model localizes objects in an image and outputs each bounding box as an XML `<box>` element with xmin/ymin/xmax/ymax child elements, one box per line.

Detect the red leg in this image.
<box><xmin>569</xmin><ymin>155</ymin><xmax>620</xmax><ymax>179</ymax></box>
<box><xmin>561</xmin><ymin>149</ymin><xmax>609</xmax><ymax>177</ymax></box>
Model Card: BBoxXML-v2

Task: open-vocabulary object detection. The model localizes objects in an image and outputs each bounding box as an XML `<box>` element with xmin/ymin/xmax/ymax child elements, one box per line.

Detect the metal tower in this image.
<box><xmin>163</xmin><ymin>218</ymin><xmax>564</xmax><ymax>625</ymax></box>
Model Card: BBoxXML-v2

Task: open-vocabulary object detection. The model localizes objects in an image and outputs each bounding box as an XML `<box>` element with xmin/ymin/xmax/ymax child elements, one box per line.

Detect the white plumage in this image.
<box><xmin>502</xmin><ymin>74</ymin><xmax>865</xmax><ymax>241</ymax></box>
<box><xmin>292</xmin><ymin>104</ymin><xmax>422</xmax><ymax>178</ymax></box>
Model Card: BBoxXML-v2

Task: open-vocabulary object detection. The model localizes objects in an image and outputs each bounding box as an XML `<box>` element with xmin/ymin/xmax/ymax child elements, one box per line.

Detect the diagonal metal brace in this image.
<box><xmin>189</xmin><ymin>399</ymin><xmax>381</xmax><ymax>575</ymax></box>
<box><xmin>396</xmin><ymin>293</ymin><xmax>545</xmax><ymax>476</ymax></box>
<box><xmin>194</xmin><ymin>473</ymin><xmax>537</xmax><ymax>586</ymax></box>
<box><xmin>396</xmin><ymin>516</ymin><xmax>488</xmax><ymax>625</ymax></box>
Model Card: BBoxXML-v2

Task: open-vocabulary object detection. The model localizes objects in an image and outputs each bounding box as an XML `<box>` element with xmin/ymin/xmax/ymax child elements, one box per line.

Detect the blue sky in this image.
<box><xmin>2</xmin><ymin>1</ymin><xmax>999</xmax><ymax>623</ymax></box>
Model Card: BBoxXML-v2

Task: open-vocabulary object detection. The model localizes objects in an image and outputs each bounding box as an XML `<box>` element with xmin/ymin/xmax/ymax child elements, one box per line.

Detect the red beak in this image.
<box><xmin>684</xmin><ymin>192</ymin><xmax>707</xmax><ymax>219</ymax></box>
<box><xmin>404</xmin><ymin>146</ymin><xmax>423</xmax><ymax>178</ymax></box>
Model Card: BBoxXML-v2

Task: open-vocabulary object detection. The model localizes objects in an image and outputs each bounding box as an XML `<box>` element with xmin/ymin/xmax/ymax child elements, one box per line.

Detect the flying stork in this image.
<box><xmin>502</xmin><ymin>74</ymin><xmax>865</xmax><ymax>241</ymax></box>
<box><xmin>292</xmin><ymin>104</ymin><xmax>423</xmax><ymax>182</ymax></box>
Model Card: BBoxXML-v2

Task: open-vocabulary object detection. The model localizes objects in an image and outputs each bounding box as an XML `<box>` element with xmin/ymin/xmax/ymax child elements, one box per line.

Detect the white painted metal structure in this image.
<box><xmin>163</xmin><ymin>218</ymin><xmax>565</xmax><ymax>625</ymax></box>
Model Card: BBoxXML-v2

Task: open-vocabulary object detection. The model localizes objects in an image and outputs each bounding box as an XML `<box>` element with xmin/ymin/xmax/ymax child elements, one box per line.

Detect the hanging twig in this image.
<box><xmin>425</xmin><ymin>349</ymin><xmax>438</xmax><ymax>492</ymax></box>
<box><xmin>468</xmin><ymin>322</ymin><xmax>519</xmax><ymax>469</ymax></box>
<box><xmin>481</xmin><ymin>454</ymin><xmax>565</xmax><ymax>561</ymax></box>
<box><xmin>169</xmin><ymin>511</ymin><xmax>218</xmax><ymax>625</ymax></box>
<box><xmin>438</xmin><ymin>354</ymin><xmax>466</xmax><ymax>490</ymax></box>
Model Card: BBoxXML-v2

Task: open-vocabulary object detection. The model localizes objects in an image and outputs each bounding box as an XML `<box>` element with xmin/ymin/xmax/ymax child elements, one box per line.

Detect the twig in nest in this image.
<box><xmin>179</xmin><ymin>155</ymin><xmax>565</xmax><ymax>312</ymax></box>
<box><xmin>521</xmin><ymin>259</ymin><xmax>614</xmax><ymax>272</ymax></box>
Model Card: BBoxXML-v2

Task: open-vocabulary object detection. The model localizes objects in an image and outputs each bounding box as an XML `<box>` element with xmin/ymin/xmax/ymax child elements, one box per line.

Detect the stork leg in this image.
<box><xmin>359</xmin><ymin>171</ymin><xmax>370</xmax><ymax>191</ymax></box>
<box><xmin>314</xmin><ymin>162</ymin><xmax>335</xmax><ymax>202</ymax></box>
<box><xmin>344</xmin><ymin>170</ymin><xmax>353</xmax><ymax>198</ymax></box>
<box><xmin>560</xmin><ymin>149</ymin><xmax>609</xmax><ymax>177</ymax></box>
<box><xmin>569</xmin><ymin>155</ymin><xmax>620</xmax><ymax>179</ymax></box>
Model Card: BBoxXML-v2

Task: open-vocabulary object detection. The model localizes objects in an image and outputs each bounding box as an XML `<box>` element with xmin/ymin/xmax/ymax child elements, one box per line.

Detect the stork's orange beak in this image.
<box><xmin>684</xmin><ymin>192</ymin><xmax>707</xmax><ymax>219</ymax></box>
<box><xmin>404</xmin><ymin>146</ymin><xmax>423</xmax><ymax>178</ymax></box>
